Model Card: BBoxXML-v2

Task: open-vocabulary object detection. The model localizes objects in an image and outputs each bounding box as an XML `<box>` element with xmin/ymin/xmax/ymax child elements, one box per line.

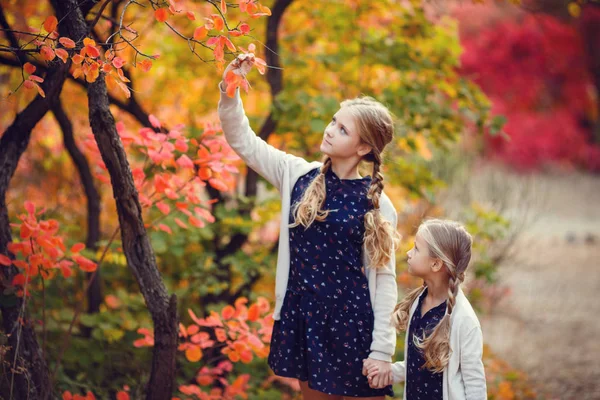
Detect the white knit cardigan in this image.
<box><xmin>217</xmin><ymin>83</ymin><xmax>399</xmax><ymax>362</ymax></box>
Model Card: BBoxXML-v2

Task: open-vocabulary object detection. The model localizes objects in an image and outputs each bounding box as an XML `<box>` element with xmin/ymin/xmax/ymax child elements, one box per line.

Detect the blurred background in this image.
<box><xmin>0</xmin><ymin>0</ymin><xmax>598</xmax><ymax>399</ymax></box>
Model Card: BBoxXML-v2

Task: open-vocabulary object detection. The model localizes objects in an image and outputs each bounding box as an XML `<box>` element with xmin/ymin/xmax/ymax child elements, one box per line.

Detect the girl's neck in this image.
<box><xmin>329</xmin><ymin>158</ymin><xmax>361</xmax><ymax>180</ymax></box>
<box><xmin>423</xmin><ymin>277</ymin><xmax>450</xmax><ymax>304</ymax></box>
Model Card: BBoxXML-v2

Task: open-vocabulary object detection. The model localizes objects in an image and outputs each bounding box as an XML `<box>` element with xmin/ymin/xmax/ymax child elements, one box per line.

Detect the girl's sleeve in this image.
<box><xmin>368</xmin><ymin>204</ymin><xmax>399</xmax><ymax>362</ymax></box>
<box><xmin>391</xmin><ymin>361</ymin><xmax>406</xmax><ymax>383</ymax></box>
<box><xmin>461</xmin><ymin>325</ymin><xmax>488</xmax><ymax>399</ymax></box>
<box><xmin>217</xmin><ymin>82</ymin><xmax>307</xmax><ymax>193</ymax></box>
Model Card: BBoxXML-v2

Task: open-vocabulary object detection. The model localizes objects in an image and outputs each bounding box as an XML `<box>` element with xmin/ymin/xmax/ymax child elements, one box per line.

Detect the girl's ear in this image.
<box><xmin>357</xmin><ymin>143</ymin><xmax>372</xmax><ymax>157</ymax></box>
<box><xmin>430</xmin><ymin>259</ymin><xmax>443</xmax><ymax>273</ymax></box>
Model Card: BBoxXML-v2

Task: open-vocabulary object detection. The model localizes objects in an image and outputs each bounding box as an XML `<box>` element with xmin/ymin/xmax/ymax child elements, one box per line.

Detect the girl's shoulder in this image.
<box><xmin>452</xmin><ymin>288</ymin><xmax>482</xmax><ymax>333</ymax></box>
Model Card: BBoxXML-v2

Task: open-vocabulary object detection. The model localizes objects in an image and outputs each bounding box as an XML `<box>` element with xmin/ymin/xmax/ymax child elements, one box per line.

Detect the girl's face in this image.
<box><xmin>320</xmin><ymin>107</ymin><xmax>370</xmax><ymax>158</ymax></box>
<box><xmin>406</xmin><ymin>233</ymin><xmax>437</xmax><ymax>278</ymax></box>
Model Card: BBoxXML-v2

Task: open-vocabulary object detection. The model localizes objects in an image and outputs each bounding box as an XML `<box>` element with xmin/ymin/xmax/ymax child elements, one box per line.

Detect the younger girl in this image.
<box><xmin>218</xmin><ymin>54</ymin><xmax>401</xmax><ymax>399</ymax></box>
<box><xmin>363</xmin><ymin>219</ymin><xmax>487</xmax><ymax>400</ymax></box>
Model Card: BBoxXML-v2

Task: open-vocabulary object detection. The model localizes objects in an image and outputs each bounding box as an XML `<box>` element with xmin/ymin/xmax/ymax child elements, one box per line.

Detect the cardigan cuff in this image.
<box><xmin>218</xmin><ymin>80</ymin><xmax>241</xmax><ymax>109</ymax></box>
<box><xmin>368</xmin><ymin>350</ymin><xmax>392</xmax><ymax>363</ymax></box>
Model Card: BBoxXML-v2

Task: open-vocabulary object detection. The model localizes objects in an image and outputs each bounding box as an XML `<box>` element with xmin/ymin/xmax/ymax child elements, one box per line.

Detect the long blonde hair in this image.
<box><xmin>392</xmin><ymin>219</ymin><xmax>473</xmax><ymax>373</ymax></box>
<box><xmin>287</xmin><ymin>96</ymin><xmax>401</xmax><ymax>269</ymax></box>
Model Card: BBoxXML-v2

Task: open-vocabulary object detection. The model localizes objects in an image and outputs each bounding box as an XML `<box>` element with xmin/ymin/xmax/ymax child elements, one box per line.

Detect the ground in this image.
<box><xmin>474</xmin><ymin>168</ymin><xmax>600</xmax><ymax>399</ymax></box>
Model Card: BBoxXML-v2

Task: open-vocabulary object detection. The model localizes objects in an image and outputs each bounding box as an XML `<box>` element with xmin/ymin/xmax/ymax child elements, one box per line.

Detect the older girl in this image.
<box><xmin>218</xmin><ymin>54</ymin><xmax>401</xmax><ymax>399</ymax></box>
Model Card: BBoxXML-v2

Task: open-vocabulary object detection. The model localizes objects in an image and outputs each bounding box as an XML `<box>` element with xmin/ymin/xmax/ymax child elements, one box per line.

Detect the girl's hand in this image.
<box><xmin>362</xmin><ymin>358</ymin><xmax>393</xmax><ymax>389</ymax></box>
<box><xmin>221</xmin><ymin>53</ymin><xmax>256</xmax><ymax>83</ymax></box>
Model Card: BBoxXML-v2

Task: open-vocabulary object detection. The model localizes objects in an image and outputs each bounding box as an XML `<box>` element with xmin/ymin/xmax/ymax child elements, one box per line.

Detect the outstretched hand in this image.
<box><xmin>362</xmin><ymin>358</ymin><xmax>393</xmax><ymax>389</ymax></box>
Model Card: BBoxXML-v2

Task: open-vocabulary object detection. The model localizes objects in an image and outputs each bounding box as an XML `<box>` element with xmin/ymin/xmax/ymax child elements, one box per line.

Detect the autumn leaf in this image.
<box><xmin>0</xmin><ymin>254</ymin><xmax>12</xmax><ymax>266</ymax></box>
<box><xmin>185</xmin><ymin>346</ymin><xmax>203</xmax><ymax>362</ymax></box>
<box><xmin>221</xmin><ymin>0</ymin><xmax>227</xmax><ymax>14</ymax></box>
<box><xmin>112</xmin><ymin>57</ymin><xmax>125</xmax><ymax>68</ymax></box>
<box><xmin>186</xmin><ymin>11</ymin><xmax>196</xmax><ymax>20</ymax></box>
<box><xmin>55</xmin><ymin>48</ymin><xmax>68</xmax><ymax>63</ymax></box>
<box><xmin>40</xmin><ymin>46</ymin><xmax>55</xmax><ymax>61</ymax></box>
<box><xmin>155</xmin><ymin>8</ymin><xmax>169</xmax><ymax>22</ymax></box>
<box><xmin>24</xmin><ymin>62</ymin><xmax>36</xmax><ymax>74</ymax></box>
<box><xmin>43</xmin><ymin>15</ymin><xmax>58</xmax><ymax>33</ymax></box>
<box><xmin>70</xmin><ymin>243</ymin><xmax>85</xmax><ymax>253</ymax></box>
<box><xmin>59</xmin><ymin>37</ymin><xmax>76</xmax><ymax>49</ymax></box>
<box><xmin>193</xmin><ymin>26</ymin><xmax>208</xmax><ymax>41</ymax></box>
<box><xmin>74</xmin><ymin>255</ymin><xmax>97</xmax><ymax>272</ymax></box>
<box><xmin>139</xmin><ymin>59</ymin><xmax>153</xmax><ymax>72</ymax></box>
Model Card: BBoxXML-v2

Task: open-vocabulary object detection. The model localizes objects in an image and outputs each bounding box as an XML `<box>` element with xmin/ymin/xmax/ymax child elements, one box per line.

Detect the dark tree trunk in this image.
<box><xmin>57</xmin><ymin>0</ymin><xmax>179</xmax><ymax>398</ymax></box>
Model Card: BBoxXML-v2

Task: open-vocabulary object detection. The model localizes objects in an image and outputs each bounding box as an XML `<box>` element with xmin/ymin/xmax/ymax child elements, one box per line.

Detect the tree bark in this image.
<box><xmin>58</xmin><ymin>1</ymin><xmax>179</xmax><ymax>398</ymax></box>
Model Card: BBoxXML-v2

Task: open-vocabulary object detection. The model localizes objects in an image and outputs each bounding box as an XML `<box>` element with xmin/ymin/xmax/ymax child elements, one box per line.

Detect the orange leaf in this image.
<box><xmin>116</xmin><ymin>80</ymin><xmax>131</xmax><ymax>98</ymax></box>
<box><xmin>43</xmin><ymin>16</ymin><xmax>58</xmax><ymax>33</ymax></box>
<box><xmin>84</xmin><ymin>44</ymin><xmax>100</xmax><ymax>59</ymax></box>
<box><xmin>222</xmin><ymin>305</ymin><xmax>235</xmax><ymax>319</ymax></box>
<box><xmin>0</xmin><ymin>254</ymin><xmax>12</xmax><ymax>266</ymax></box>
<box><xmin>116</xmin><ymin>392</ymin><xmax>130</xmax><ymax>400</ymax></box>
<box><xmin>59</xmin><ymin>37</ymin><xmax>76</xmax><ymax>49</ymax></box>
<box><xmin>74</xmin><ymin>255</ymin><xmax>97</xmax><ymax>272</ymax></box>
<box><xmin>221</xmin><ymin>0</ymin><xmax>227</xmax><ymax>14</ymax></box>
<box><xmin>155</xmin><ymin>8</ymin><xmax>169</xmax><ymax>22</ymax></box>
<box><xmin>83</xmin><ymin>37</ymin><xmax>96</xmax><ymax>47</ymax></box>
<box><xmin>198</xmin><ymin>167</ymin><xmax>212</xmax><ymax>180</ymax></box>
<box><xmin>117</xmin><ymin>67</ymin><xmax>130</xmax><ymax>82</ymax></box>
<box><xmin>72</xmin><ymin>54</ymin><xmax>84</xmax><ymax>64</ymax></box>
<box><xmin>70</xmin><ymin>243</ymin><xmax>85</xmax><ymax>253</ymax></box>
<box><xmin>223</xmin><ymin>37</ymin><xmax>235</xmax><ymax>52</ymax></box>
<box><xmin>40</xmin><ymin>46</ymin><xmax>55</xmax><ymax>61</ymax></box>
<box><xmin>185</xmin><ymin>346</ymin><xmax>203</xmax><ymax>362</ymax></box>
<box><xmin>193</xmin><ymin>26</ymin><xmax>207</xmax><ymax>41</ymax></box>
<box><xmin>209</xmin><ymin>177</ymin><xmax>229</xmax><ymax>191</ymax></box>
<box><xmin>105</xmin><ymin>294</ymin><xmax>121</xmax><ymax>309</ymax></box>
<box><xmin>211</xmin><ymin>15</ymin><xmax>224</xmax><ymax>31</ymax></box>
<box><xmin>55</xmin><ymin>48</ymin><xmax>68</xmax><ymax>63</ymax></box>
<box><xmin>247</xmin><ymin>303</ymin><xmax>259</xmax><ymax>322</ymax></box>
<box><xmin>139</xmin><ymin>59</ymin><xmax>152</xmax><ymax>72</ymax></box>
<box><xmin>215</xmin><ymin>328</ymin><xmax>227</xmax><ymax>342</ymax></box>
<box><xmin>186</xmin><ymin>11</ymin><xmax>196</xmax><ymax>20</ymax></box>
<box><xmin>24</xmin><ymin>62</ymin><xmax>36</xmax><ymax>74</ymax></box>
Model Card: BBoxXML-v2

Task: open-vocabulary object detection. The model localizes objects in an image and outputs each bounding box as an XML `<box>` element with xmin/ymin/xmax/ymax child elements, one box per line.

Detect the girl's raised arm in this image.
<box><xmin>217</xmin><ymin>56</ymin><xmax>308</xmax><ymax>193</ymax></box>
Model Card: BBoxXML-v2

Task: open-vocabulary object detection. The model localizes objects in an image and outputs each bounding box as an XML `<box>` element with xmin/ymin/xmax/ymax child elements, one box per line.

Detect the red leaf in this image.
<box><xmin>24</xmin><ymin>62</ymin><xmax>36</xmax><ymax>74</ymax></box>
<box><xmin>0</xmin><ymin>254</ymin><xmax>12</xmax><ymax>266</ymax></box>
<box><xmin>112</xmin><ymin>57</ymin><xmax>125</xmax><ymax>69</ymax></box>
<box><xmin>186</xmin><ymin>11</ymin><xmax>196</xmax><ymax>20</ymax></box>
<box><xmin>158</xmin><ymin>224</ymin><xmax>172</xmax><ymax>234</ymax></box>
<box><xmin>74</xmin><ymin>255</ymin><xmax>97</xmax><ymax>272</ymax></box>
<box><xmin>70</xmin><ymin>243</ymin><xmax>85</xmax><ymax>253</ymax></box>
<box><xmin>155</xmin><ymin>8</ymin><xmax>169</xmax><ymax>22</ymax></box>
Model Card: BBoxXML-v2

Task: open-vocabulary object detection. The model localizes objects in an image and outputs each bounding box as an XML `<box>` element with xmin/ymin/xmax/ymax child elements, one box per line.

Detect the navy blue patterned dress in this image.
<box><xmin>406</xmin><ymin>287</ymin><xmax>446</xmax><ymax>400</ymax></box>
<box><xmin>268</xmin><ymin>166</ymin><xmax>394</xmax><ymax>398</ymax></box>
